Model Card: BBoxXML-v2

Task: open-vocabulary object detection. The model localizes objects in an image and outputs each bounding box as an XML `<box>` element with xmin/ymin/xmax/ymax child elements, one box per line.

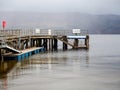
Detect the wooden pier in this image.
<box><xmin>0</xmin><ymin>29</ymin><xmax>89</xmax><ymax>60</ymax></box>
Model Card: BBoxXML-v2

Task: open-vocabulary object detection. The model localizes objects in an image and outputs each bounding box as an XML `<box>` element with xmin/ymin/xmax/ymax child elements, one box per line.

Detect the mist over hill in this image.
<box><xmin>0</xmin><ymin>12</ymin><xmax>120</xmax><ymax>34</ymax></box>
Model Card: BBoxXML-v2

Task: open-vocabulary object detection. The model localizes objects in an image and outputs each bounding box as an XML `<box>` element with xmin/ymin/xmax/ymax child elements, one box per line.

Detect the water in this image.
<box><xmin>0</xmin><ymin>35</ymin><xmax>120</xmax><ymax>90</ymax></box>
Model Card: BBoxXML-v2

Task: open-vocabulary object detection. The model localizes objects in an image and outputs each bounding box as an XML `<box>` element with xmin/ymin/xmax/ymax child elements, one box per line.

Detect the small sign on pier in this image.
<box><xmin>48</xmin><ymin>29</ymin><xmax>52</xmax><ymax>35</ymax></box>
<box><xmin>72</xmin><ymin>29</ymin><xmax>81</xmax><ymax>34</ymax></box>
<box><xmin>35</xmin><ymin>28</ymin><xmax>40</xmax><ymax>33</ymax></box>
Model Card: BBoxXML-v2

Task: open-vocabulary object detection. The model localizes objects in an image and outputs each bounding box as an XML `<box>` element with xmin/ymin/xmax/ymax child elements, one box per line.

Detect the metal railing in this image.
<box><xmin>0</xmin><ymin>29</ymin><xmax>88</xmax><ymax>41</ymax></box>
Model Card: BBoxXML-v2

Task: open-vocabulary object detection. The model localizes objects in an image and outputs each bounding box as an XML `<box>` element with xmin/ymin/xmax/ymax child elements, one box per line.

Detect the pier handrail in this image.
<box><xmin>0</xmin><ymin>29</ymin><xmax>88</xmax><ymax>41</ymax></box>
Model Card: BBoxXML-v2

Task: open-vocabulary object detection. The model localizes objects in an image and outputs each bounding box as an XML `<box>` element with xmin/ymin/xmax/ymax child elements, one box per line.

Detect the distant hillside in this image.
<box><xmin>0</xmin><ymin>12</ymin><xmax>120</xmax><ymax>34</ymax></box>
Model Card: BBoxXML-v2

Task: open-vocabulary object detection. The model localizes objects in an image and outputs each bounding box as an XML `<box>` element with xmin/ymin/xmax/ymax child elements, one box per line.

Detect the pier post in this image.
<box><xmin>37</xmin><ymin>39</ymin><xmax>42</xmax><ymax>47</ymax></box>
<box><xmin>36</xmin><ymin>39</ymin><xmax>39</xmax><ymax>47</ymax></box>
<box><xmin>62</xmin><ymin>36</ymin><xmax>68</xmax><ymax>50</ymax></box>
<box><xmin>26</xmin><ymin>39</ymin><xmax>29</xmax><ymax>49</ymax></box>
<box><xmin>13</xmin><ymin>41</ymin><xmax>17</xmax><ymax>49</ymax></box>
<box><xmin>49</xmin><ymin>39</ymin><xmax>51</xmax><ymax>51</ymax></box>
<box><xmin>73</xmin><ymin>39</ymin><xmax>79</xmax><ymax>49</ymax></box>
<box><xmin>33</xmin><ymin>39</ymin><xmax>36</xmax><ymax>47</ymax></box>
<box><xmin>31</xmin><ymin>39</ymin><xmax>33</xmax><ymax>47</ymax></box>
<box><xmin>20</xmin><ymin>40</ymin><xmax>24</xmax><ymax>50</ymax></box>
<box><xmin>43</xmin><ymin>39</ymin><xmax>48</xmax><ymax>51</ymax></box>
<box><xmin>52</xmin><ymin>39</ymin><xmax>54</xmax><ymax>51</ymax></box>
<box><xmin>18</xmin><ymin>37</ymin><xmax>21</xmax><ymax>50</ymax></box>
<box><xmin>31</xmin><ymin>39</ymin><xmax>36</xmax><ymax>47</ymax></box>
<box><xmin>85</xmin><ymin>35</ymin><xmax>89</xmax><ymax>49</ymax></box>
<box><xmin>53</xmin><ymin>38</ymin><xmax>58</xmax><ymax>51</ymax></box>
<box><xmin>7</xmin><ymin>42</ymin><xmax>13</xmax><ymax>48</ymax></box>
<box><xmin>13</xmin><ymin>40</ymin><xmax>17</xmax><ymax>50</ymax></box>
<box><xmin>49</xmin><ymin>38</ymin><xmax>54</xmax><ymax>51</ymax></box>
<box><xmin>28</xmin><ymin>36</ymin><xmax>31</xmax><ymax>48</ymax></box>
<box><xmin>38</xmin><ymin>39</ymin><xmax>42</xmax><ymax>47</ymax></box>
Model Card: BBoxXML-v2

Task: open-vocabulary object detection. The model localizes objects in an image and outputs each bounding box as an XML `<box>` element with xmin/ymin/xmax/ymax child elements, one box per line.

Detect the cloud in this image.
<box><xmin>0</xmin><ymin>0</ymin><xmax>120</xmax><ymax>14</ymax></box>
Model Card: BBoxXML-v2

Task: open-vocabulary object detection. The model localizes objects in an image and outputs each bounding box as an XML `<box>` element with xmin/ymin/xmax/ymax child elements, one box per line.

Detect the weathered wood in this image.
<box><xmin>0</xmin><ymin>34</ymin><xmax>89</xmax><ymax>55</ymax></box>
<box><xmin>0</xmin><ymin>29</ymin><xmax>89</xmax><ymax>60</ymax></box>
<box><xmin>49</xmin><ymin>39</ymin><xmax>54</xmax><ymax>51</ymax></box>
<box><xmin>38</xmin><ymin>39</ymin><xmax>42</xmax><ymax>47</ymax></box>
<box><xmin>86</xmin><ymin>35</ymin><xmax>89</xmax><ymax>49</ymax></box>
<box><xmin>53</xmin><ymin>38</ymin><xmax>58</xmax><ymax>51</ymax></box>
<box><xmin>62</xmin><ymin>36</ymin><xmax>68</xmax><ymax>50</ymax></box>
<box><xmin>73</xmin><ymin>39</ymin><xmax>79</xmax><ymax>49</ymax></box>
<box><xmin>43</xmin><ymin>39</ymin><xmax>48</xmax><ymax>51</ymax></box>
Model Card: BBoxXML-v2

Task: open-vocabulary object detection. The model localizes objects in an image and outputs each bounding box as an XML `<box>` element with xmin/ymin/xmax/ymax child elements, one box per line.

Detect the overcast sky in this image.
<box><xmin>0</xmin><ymin>0</ymin><xmax>120</xmax><ymax>15</ymax></box>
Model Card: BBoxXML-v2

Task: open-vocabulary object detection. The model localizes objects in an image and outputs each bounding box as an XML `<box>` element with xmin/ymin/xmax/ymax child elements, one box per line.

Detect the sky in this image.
<box><xmin>0</xmin><ymin>0</ymin><xmax>120</xmax><ymax>15</ymax></box>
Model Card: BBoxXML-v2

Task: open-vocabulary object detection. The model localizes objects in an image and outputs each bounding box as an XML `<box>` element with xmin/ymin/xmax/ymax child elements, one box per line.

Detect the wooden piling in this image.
<box><xmin>53</xmin><ymin>38</ymin><xmax>58</xmax><ymax>51</ymax></box>
<box><xmin>18</xmin><ymin>37</ymin><xmax>21</xmax><ymax>50</ymax></box>
<box><xmin>62</xmin><ymin>36</ymin><xmax>68</xmax><ymax>50</ymax></box>
<box><xmin>30</xmin><ymin>39</ymin><xmax>33</xmax><ymax>47</ymax></box>
<box><xmin>49</xmin><ymin>38</ymin><xmax>54</xmax><ymax>51</ymax></box>
<box><xmin>39</xmin><ymin>39</ymin><xmax>42</xmax><ymax>47</ymax></box>
<box><xmin>43</xmin><ymin>39</ymin><xmax>48</xmax><ymax>51</ymax></box>
<box><xmin>26</xmin><ymin>39</ymin><xmax>29</xmax><ymax>49</ymax></box>
<box><xmin>73</xmin><ymin>39</ymin><xmax>79</xmax><ymax>49</ymax></box>
<box><xmin>28</xmin><ymin>36</ymin><xmax>31</xmax><ymax>48</ymax></box>
<box><xmin>21</xmin><ymin>40</ymin><xmax>25</xmax><ymax>50</ymax></box>
<box><xmin>85</xmin><ymin>35</ymin><xmax>89</xmax><ymax>49</ymax></box>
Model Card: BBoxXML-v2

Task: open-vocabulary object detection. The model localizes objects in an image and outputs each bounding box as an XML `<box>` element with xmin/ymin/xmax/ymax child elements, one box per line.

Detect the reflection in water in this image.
<box><xmin>1</xmin><ymin>35</ymin><xmax>120</xmax><ymax>90</ymax></box>
<box><xmin>0</xmin><ymin>59</ymin><xmax>33</xmax><ymax>90</ymax></box>
<box><xmin>0</xmin><ymin>49</ymin><xmax>89</xmax><ymax>90</ymax></box>
<box><xmin>0</xmin><ymin>60</ymin><xmax>18</xmax><ymax>78</ymax></box>
<box><xmin>0</xmin><ymin>60</ymin><xmax>17</xmax><ymax>90</ymax></box>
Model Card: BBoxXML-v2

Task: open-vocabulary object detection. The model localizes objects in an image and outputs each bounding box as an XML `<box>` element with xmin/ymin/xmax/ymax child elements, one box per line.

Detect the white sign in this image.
<box><xmin>48</xmin><ymin>29</ymin><xmax>52</xmax><ymax>35</ymax></box>
<box><xmin>72</xmin><ymin>29</ymin><xmax>81</xmax><ymax>34</ymax></box>
<box><xmin>35</xmin><ymin>28</ymin><xmax>40</xmax><ymax>33</ymax></box>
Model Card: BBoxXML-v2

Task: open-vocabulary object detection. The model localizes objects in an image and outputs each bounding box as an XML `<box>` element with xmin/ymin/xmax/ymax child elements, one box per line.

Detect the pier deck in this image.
<box><xmin>0</xmin><ymin>29</ymin><xmax>89</xmax><ymax>60</ymax></box>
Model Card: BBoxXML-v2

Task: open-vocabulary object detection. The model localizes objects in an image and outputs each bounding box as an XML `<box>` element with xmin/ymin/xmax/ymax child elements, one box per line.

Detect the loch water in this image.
<box><xmin>0</xmin><ymin>35</ymin><xmax>120</xmax><ymax>90</ymax></box>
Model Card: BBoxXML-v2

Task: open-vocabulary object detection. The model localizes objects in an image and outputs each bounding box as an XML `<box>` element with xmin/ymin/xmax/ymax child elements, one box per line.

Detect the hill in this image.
<box><xmin>0</xmin><ymin>12</ymin><xmax>120</xmax><ymax>34</ymax></box>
